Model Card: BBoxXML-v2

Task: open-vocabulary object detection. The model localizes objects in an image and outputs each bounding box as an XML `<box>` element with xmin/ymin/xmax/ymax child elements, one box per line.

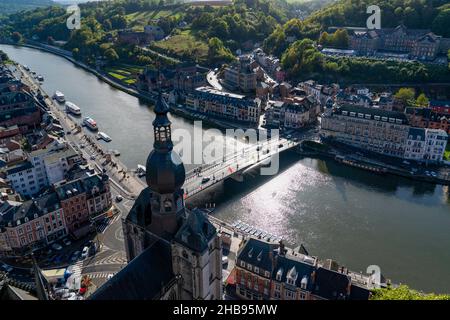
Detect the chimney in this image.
<box><xmin>279</xmin><ymin>240</ymin><xmax>285</xmax><ymax>256</ymax></box>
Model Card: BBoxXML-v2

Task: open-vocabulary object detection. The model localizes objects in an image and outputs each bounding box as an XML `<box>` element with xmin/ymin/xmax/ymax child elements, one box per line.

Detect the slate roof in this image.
<box><xmin>272</xmin><ymin>255</ymin><xmax>315</xmax><ymax>290</ymax></box>
<box><xmin>174</xmin><ymin>208</ymin><xmax>216</xmax><ymax>253</ymax></box>
<box><xmin>55</xmin><ymin>179</ymin><xmax>86</xmax><ymax>200</ymax></box>
<box><xmin>237</xmin><ymin>238</ymin><xmax>276</xmax><ymax>272</ymax></box>
<box><xmin>90</xmin><ymin>240</ymin><xmax>175</xmax><ymax>300</ymax></box>
<box><xmin>408</xmin><ymin>127</ymin><xmax>425</xmax><ymax>140</ymax></box>
<box><xmin>349</xmin><ymin>284</ymin><xmax>371</xmax><ymax>300</ymax></box>
<box><xmin>336</xmin><ymin>104</ymin><xmax>408</xmax><ymax>123</ymax></box>
<box><xmin>312</xmin><ymin>267</ymin><xmax>351</xmax><ymax>300</ymax></box>
<box><xmin>6</xmin><ymin>161</ymin><xmax>33</xmax><ymax>175</ymax></box>
<box><xmin>82</xmin><ymin>174</ymin><xmax>109</xmax><ymax>197</ymax></box>
<box><xmin>36</xmin><ymin>192</ymin><xmax>60</xmax><ymax>213</ymax></box>
<box><xmin>4</xmin><ymin>200</ymin><xmax>40</xmax><ymax>224</ymax></box>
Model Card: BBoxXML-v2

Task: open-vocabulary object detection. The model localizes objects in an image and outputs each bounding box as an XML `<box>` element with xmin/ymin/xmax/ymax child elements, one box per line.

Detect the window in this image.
<box><xmin>240</xmin><ymin>261</ymin><xmax>245</xmax><ymax>268</ymax></box>
<box><xmin>254</xmin><ymin>267</ymin><xmax>259</xmax><ymax>274</ymax></box>
<box><xmin>247</xmin><ymin>264</ymin><xmax>252</xmax><ymax>271</ymax></box>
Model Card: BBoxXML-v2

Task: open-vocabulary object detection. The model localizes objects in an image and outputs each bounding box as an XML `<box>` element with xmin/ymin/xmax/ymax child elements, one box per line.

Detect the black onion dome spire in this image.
<box><xmin>146</xmin><ymin>92</ymin><xmax>186</xmax><ymax>194</ymax></box>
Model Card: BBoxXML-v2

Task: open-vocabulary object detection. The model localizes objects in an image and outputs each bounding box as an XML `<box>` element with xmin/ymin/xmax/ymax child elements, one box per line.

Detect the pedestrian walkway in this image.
<box><xmin>91</xmin><ymin>251</ymin><xmax>127</xmax><ymax>267</ymax></box>
<box><xmin>84</xmin><ymin>272</ymin><xmax>116</xmax><ymax>280</ymax></box>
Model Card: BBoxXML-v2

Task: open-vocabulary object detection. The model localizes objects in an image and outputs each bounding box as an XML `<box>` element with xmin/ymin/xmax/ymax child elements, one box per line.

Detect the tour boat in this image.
<box><xmin>97</xmin><ymin>131</ymin><xmax>112</xmax><ymax>142</ymax></box>
<box><xmin>65</xmin><ymin>101</ymin><xmax>81</xmax><ymax>116</ymax></box>
<box><xmin>53</xmin><ymin>91</ymin><xmax>65</xmax><ymax>103</ymax></box>
<box><xmin>83</xmin><ymin>117</ymin><xmax>98</xmax><ymax>131</ymax></box>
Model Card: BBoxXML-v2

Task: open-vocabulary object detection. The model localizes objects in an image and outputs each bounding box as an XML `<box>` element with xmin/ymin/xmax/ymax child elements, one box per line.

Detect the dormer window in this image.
<box><xmin>248</xmin><ymin>248</ymin><xmax>253</xmax><ymax>258</ymax></box>
<box><xmin>257</xmin><ymin>251</ymin><xmax>262</xmax><ymax>261</ymax></box>
<box><xmin>276</xmin><ymin>269</ymin><xmax>282</xmax><ymax>281</ymax></box>
<box><xmin>301</xmin><ymin>275</ymin><xmax>308</xmax><ymax>289</ymax></box>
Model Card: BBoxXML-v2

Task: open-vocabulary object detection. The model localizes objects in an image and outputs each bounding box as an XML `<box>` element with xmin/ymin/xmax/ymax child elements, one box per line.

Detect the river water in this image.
<box><xmin>1</xmin><ymin>44</ymin><xmax>449</xmax><ymax>294</ymax></box>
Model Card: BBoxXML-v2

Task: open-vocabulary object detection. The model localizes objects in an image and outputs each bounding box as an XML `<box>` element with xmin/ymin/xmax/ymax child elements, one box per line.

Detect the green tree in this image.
<box><xmin>210</xmin><ymin>18</ymin><xmax>230</xmax><ymax>39</ymax></box>
<box><xmin>333</xmin><ymin>29</ymin><xmax>349</xmax><ymax>48</ymax></box>
<box><xmin>394</xmin><ymin>88</ymin><xmax>415</xmax><ymax>106</ymax></box>
<box><xmin>318</xmin><ymin>31</ymin><xmax>330</xmax><ymax>46</ymax></box>
<box><xmin>371</xmin><ymin>285</ymin><xmax>450</xmax><ymax>300</ymax></box>
<box><xmin>415</xmin><ymin>93</ymin><xmax>429</xmax><ymax>107</ymax></box>
<box><xmin>432</xmin><ymin>9</ymin><xmax>450</xmax><ymax>38</ymax></box>
<box><xmin>104</xmin><ymin>48</ymin><xmax>119</xmax><ymax>62</ymax></box>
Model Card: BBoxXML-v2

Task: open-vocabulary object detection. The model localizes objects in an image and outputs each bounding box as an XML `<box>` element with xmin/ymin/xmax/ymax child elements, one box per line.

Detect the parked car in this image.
<box><xmin>63</xmin><ymin>238</ymin><xmax>72</xmax><ymax>246</ymax></box>
<box><xmin>115</xmin><ymin>194</ymin><xmax>123</xmax><ymax>202</ymax></box>
<box><xmin>51</xmin><ymin>243</ymin><xmax>63</xmax><ymax>251</ymax></box>
<box><xmin>81</xmin><ymin>246</ymin><xmax>89</xmax><ymax>259</ymax></box>
<box><xmin>222</xmin><ymin>256</ymin><xmax>228</xmax><ymax>265</ymax></box>
<box><xmin>201</xmin><ymin>177</ymin><xmax>210</xmax><ymax>184</ymax></box>
<box><xmin>90</xmin><ymin>155</ymin><xmax>96</xmax><ymax>160</ymax></box>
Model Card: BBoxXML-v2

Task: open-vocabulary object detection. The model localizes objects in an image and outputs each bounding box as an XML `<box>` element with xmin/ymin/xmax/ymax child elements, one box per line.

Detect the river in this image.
<box><xmin>1</xmin><ymin>44</ymin><xmax>450</xmax><ymax>294</ymax></box>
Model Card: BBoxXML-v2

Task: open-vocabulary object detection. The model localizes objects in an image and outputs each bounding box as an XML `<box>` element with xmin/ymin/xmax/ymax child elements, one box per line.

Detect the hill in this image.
<box><xmin>0</xmin><ymin>0</ymin><xmax>54</xmax><ymax>16</ymax></box>
<box><xmin>305</xmin><ymin>0</ymin><xmax>450</xmax><ymax>37</ymax></box>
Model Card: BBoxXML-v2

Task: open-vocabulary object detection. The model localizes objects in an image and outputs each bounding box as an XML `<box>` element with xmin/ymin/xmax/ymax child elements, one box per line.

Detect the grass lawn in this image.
<box><xmin>126</xmin><ymin>9</ymin><xmax>182</xmax><ymax>29</ymax></box>
<box><xmin>105</xmin><ymin>64</ymin><xmax>143</xmax><ymax>86</ymax></box>
<box><xmin>108</xmin><ymin>72</ymin><xmax>126</xmax><ymax>80</ymax></box>
<box><xmin>152</xmin><ymin>29</ymin><xmax>208</xmax><ymax>61</ymax></box>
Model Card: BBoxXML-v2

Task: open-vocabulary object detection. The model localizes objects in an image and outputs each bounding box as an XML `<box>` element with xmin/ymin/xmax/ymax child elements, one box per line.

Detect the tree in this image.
<box><xmin>11</xmin><ymin>31</ymin><xmax>22</xmax><ymax>43</ymax></box>
<box><xmin>318</xmin><ymin>32</ymin><xmax>330</xmax><ymax>46</ymax></box>
<box><xmin>333</xmin><ymin>29</ymin><xmax>349</xmax><ymax>48</ymax></box>
<box><xmin>394</xmin><ymin>88</ymin><xmax>415</xmax><ymax>106</ymax></box>
<box><xmin>415</xmin><ymin>93</ymin><xmax>429</xmax><ymax>107</ymax></box>
<box><xmin>432</xmin><ymin>9</ymin><xmax>450</xmax><ymax>38</ymax></box>
<box><xmin>210</xmin><ymin>18</ymin><xmax>230</xmax><ymax>39</ymax></box>
<box><xmin>371</xmin><ymin>285</ymin><xmax>450</xmax><ymax>300</ymax></box>
<box><xmin>104</xmin><ymin>48</ymin><xmax>119</xmax><ymax>62</ymax></box>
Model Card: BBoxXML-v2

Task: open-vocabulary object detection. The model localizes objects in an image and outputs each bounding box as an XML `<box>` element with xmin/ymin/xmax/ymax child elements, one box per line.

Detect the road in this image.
<box><xmin>183</xmin><ymin>136</ymin><xmax>299</xmax><ymax>198</ymax></box>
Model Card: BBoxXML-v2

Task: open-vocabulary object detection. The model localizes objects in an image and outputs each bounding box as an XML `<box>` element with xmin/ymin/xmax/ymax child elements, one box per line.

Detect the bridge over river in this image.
<box><xmin>183</xmin><ymin>137</ymin><xmax>300</xmax><ymax>199</ymax></box>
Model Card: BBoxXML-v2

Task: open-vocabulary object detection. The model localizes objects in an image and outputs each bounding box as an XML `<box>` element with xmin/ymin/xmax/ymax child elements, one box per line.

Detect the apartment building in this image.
<box><xmin>0</xmin><ymin>192</ymin><xmax>67</xmax><ymax>254</ymax></box>
<box><xmin>339</xmin><ymin>24</ymin><xmax>450</xmax><ymax>61</ymax></box>
<box><xmin>321</xmin><ymin>105</ymin><xmax>410</xmax><ymax>159</ymax></box>
<box><xmin>234</xmin><ymin>238</ymin><xmax>372</xmax><ymax>300</ymax></box>
<box><xmin>55</xmin><ymin>179</ymin><xmax>89</xmax><ymax>238</ymax></box>
<box><xmin>185</xmin><ymin>87</ymin><xmax>262</xmax><ymax>125</ymax></box>
<box><xmin>5</xmin><ymin>143</ymin><xmax>80</xmax><ymax>197</ymax></box>
<box><xmin>223</xmin><ymin>56</ymin><xmax>257</xmax><ymax>93</ymax></box>
<box><xmin>321</xmin><ymin>105</ymin><xmax>448</xmax><ymax>162</ymax></box>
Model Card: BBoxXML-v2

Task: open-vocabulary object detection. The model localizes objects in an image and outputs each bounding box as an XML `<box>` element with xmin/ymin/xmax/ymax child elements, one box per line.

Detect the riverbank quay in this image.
<box><xmin>1</xmin><ymin>41</ymin><xmax>260</xmax><ymax>132</ymax></box>
<box><xmin>15</xmin><ymin>61</ymin><xmax>146</xmax><ymax>197</ymax></box>
<box><xmin>300</xmin><ymin>140</ymin><xmax>450</xmax><ymax>186</ymax></box>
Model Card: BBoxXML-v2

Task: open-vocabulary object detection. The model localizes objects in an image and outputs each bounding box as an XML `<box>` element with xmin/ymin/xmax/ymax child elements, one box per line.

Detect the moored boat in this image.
<box><xmin>65</xmin><ymin>101</ymin><xmax>81</xmax><ymax>116</ymax></box>
<box><xmin>83</xmin><ymin>117</ymin><xmax>98</xmax><ymax>131</ymax></box>
<box><xmin>97</xmin><ymin>132</ymin><xmax>112</xmax><ymax>142</ymax></box>
<box><xmin>53</xmin><ymin>91</ymin><xmax>65</xmax><ymax>103</ymax></box>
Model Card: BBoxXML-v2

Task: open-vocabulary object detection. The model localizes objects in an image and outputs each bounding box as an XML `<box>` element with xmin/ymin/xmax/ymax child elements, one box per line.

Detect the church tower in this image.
<box><xmin>112</xmin><ymin>92</ymin><xmax>222</xmax><ymax>300</ymax></box>
<box><xmin>145</xmin><ymin>92</ymin><xmax>186</xmax><ymax>239</ymax></box>
<box><xmin>122</xmin><ymin>92</ymin><xmax>186</xmax><ymax>261</ymax></box>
